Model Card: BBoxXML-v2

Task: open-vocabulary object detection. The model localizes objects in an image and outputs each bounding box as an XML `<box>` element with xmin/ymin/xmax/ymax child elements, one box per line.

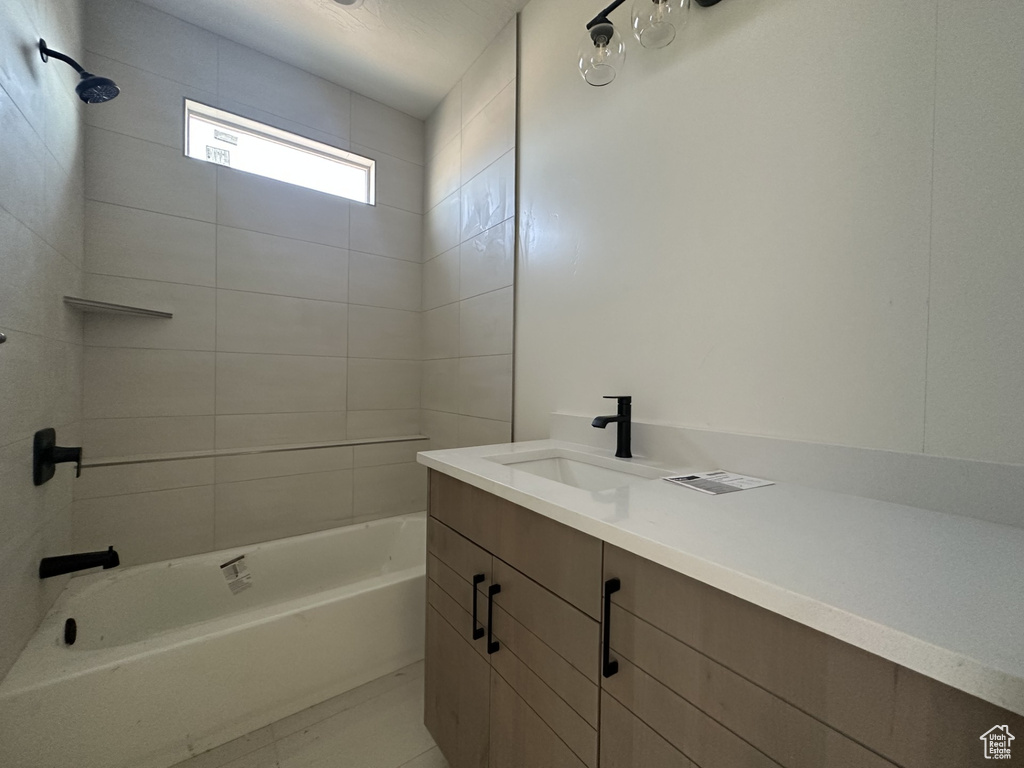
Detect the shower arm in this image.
<box><xmin>39</xmin><ymin>40</ymin><xmax>86</xmax><ymax>74</ymax></box>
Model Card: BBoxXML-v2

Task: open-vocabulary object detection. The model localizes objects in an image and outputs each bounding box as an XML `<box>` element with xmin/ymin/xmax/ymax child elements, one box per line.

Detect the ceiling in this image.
<box><xmin>139</xmin><ymin>0</ymin><xmax>528</xmax><ymax>119</ymax></box>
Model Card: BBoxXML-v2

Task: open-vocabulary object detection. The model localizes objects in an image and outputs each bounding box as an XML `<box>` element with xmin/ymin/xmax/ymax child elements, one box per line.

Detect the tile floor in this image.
<box><xmin>171</xmin><ymin>661</ymin><xmax>446</xmax><ymax>768</ymax></box>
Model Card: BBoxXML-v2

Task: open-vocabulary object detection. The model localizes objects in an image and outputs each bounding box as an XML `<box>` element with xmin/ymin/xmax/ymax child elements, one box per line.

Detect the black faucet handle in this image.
<box><xmin>603</xmin><ymin>395</ymin><xmax>631</xmax><ymax>402</ymax></box>
<box><xmin>52</xmin><ymin>445</ymin><xmax>83</xmax><ymax>478</ymax></box>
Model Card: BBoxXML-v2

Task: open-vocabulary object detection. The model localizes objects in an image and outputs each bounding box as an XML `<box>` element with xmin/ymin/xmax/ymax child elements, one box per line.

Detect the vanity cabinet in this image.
<box><xmin>425</xmin><ymin>471</ymin><xmax>602</xmax><ymax>768</ymax></box>
<box><xmin>426</xmin><ymin>470</ymin><xmax>1024</xmax><ymax>768</ymax></box>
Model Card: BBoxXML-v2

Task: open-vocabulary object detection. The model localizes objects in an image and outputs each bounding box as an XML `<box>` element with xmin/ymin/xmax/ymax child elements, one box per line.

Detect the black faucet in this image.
<box><xmin>592</xmin><ymin>395</ymin><xmax>632</xmax><ymax>459</ymax></box>
<box><xmin>39</xmin><ymin>546</ymin><xmax>119</xmax><ymax>579</ymax></box>
<box><xmin>33</xmin><ymin>428</ymin><xmax>82</xmax><ymax>486</ymax></box>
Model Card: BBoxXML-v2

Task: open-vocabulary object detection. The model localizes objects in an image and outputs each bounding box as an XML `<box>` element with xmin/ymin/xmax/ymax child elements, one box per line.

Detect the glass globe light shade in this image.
<box><xmin>577</xmin><ymin>22</ymin><xmax>626</xmax><ymax>87</ymax></box>
<box><xmin>631</xmin><ymin>0</ymin><xmax>689</xmax><ymax>49</ymax></box>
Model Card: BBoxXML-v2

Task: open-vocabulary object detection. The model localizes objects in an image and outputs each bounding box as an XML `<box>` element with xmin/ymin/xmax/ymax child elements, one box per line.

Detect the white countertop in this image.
<box><xmin>418</xmin><ymin>439</ymin><xmax>1024</xmax><ymax>715</ymax></box>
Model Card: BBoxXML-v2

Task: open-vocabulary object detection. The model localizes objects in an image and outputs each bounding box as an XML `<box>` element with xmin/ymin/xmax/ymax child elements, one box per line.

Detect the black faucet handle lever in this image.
<box><xmin>603</xmin><ymin>395</ymin><xmax>631</xmax><ymax>402</ymax></box>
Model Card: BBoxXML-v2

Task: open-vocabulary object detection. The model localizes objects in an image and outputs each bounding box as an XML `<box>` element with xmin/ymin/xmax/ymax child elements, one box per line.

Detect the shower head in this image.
<box><xmin>39</xmin><ymin>39</ymin><xmax>121</xmax><ymax>104</ymax></box>
<box><xmin>76</xmin><ymin>74</ymin><xmax>121</xmax><ymax>104</ymax></box>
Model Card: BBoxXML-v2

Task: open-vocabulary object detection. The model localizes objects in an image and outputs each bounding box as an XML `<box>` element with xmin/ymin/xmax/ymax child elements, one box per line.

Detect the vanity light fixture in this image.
<box><xmin>578</xmin><ymin>0</ymin><xmax>722</xmax><ymax>86</ymax></box>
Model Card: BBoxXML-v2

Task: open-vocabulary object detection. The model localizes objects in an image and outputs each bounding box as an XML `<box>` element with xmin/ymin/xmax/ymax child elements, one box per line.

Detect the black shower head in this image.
<box><xmin>76</xmin><ymin>73</ymin><xmax>120</xmax><ymax>104</ymax></box>
<box><xmin>39</xmin><ymin>39</ymin><xmax>121</xmax><ymax>104</ymax></box>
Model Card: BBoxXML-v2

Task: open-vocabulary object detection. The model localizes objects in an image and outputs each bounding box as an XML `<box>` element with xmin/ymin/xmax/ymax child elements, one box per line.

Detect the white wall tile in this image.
<box><xmin>422</xmin><ymin>304</ymin><xmax>459</xmax><ymax>361</ymax></box>
<box><xmin>461</xmin><ymin>18</ymin><xmax>517</xmax><ymax>127</ymax></box>
<box><xmin>352</xmin><ymin>463</ymin><xmax>427</xmax><ymax>518</ymax></box>
<box><xmin>421</xmin><ymin>410</ymin><xmax>459</xmax><ymax>451</ymax></box>
<box><xmin>460</xmin><ymin>149</ymin><xmax>514</xmax><ymax>242</ymax></box>
<box><xmin>422</xmin><ymin>247</ymin><xmax>460</xmax><ymax>311</ymax></box>
<box><xmin>458</xmin><ymin>416</ymin><xmax>511</xmax><ymax>448</ymax></box>
<box><xmin>351</xmin><ymin>94</ymin><xmax>425</xmax><ymax>165</ymax></box>
<box><xmin>76</xmin><ymin>458</ymin><xmax>214</xmax><ymax>500</ymax></box>
<box><xmin>73</xmin><ymin>485</ymin><xmax>215</xmax><ymax>566</ymax></box>
<box><xmin>84</xmin><ymin>348</ymin><xmax>214</xmax><ymax>418</ymax></box>
<box><xmin>348</xmin><ymin>359</ymin><xmax>421</xmax><ymax>411</ymax></box>
<box><xmin>460</xmin><ymin>218</ymin><xmax>515</xmax><ymax>299</ymax></box>
<box><xmin>216</xmin><ymin>168</ymin><xmax>349</xmax><ymax>248</ymax></box>
<box><xmin>217</xmin><ymin>39</ymin><xmax>350</xmax><ymax>140</ymax></box>
<box><xmin>85</xmin><ymin>0</ymin><xmax>219</xmax><ymax>91</ymax></box>
<box><xmin>215</xmin><ymin>353</ymin><xmax>346</xmax><ymax>414</ymax></box>
<box><xmin>349</xmin><ymin>252</ymin><xmax>421</xmax><ymax>311</ymax></box>
<box><xmin>86</xmin><ymin>127</ymin><xmax>217</xmax><ymax>222</ymax></box>
<box><xmin>353</xmin><ymin>441</ymin><xmax>424</xmax><ymax>468</ymax></box>
<box><xmin>215</xmin><ymin>447</ymin><xmax>353</xmax><ymax>484</ymax></box>
<box><xmin>217</xmin><ymin>291</ymin><xmax>347</xmax><ymax>357</ymax></box>
<box><xmin>347</xmin><ymin>410</ymin><xmax>420</xmax><ymax>439</ymax></box>
<box><xmin>0</xmin><ymin>91</ymin><xmax>49</xmax><ymax>235</ymax></box>
<box><xmin>0</xmin><ymin>0</ymin><xmax>49</xmax><ymax>136</ymax></box>
<box><xmin>426</xmin><ymin>83</ymin><xmax>461</xmax><ymax>162</ymax></box>
<box><xmin>83</xmin><ymin>416</ymin><xmax>215</xmax><ymax>459</ymax></box>
<box><xmin>348</xmin><ymin>306</ymin><xmax>420</xmax><ymax>359</ymax></box>
<box><xmin>422</xmin><ymin>359</ymin><xmax>459</xmax><ymax>414</ymax></box>
<box><xmin>350</xmin><ymin>204</ymin><xmax>422</xmax><ymax>262</ymax></box>
<box><xmin>461</xmin><ymin>80</ymin><xmax>516</xmax><ymax>186</ymax></box>
<box><xmin>425</xmin><ymin>135</ymin><xmax>461</xmax><ymax>213</ymax></box>
<box><xmin>216</xmin><ymin>227</ymin><xmax>348</xmax><ymax>302</ymax></box>
<box><xmin>215</xmin><ymin>412</ymin><xmax>347</xmax><ymax>450</ymax></box>
<box><xmin>357</xmin><ymin>146</ymin><xmax>425</xmax><ymax>214</ymax></box>
<box><xmin>0</xmin><ymin>331</ymin><xmax>80</xmax><ymax>448</ymax></box>
<box><xmin>459</xmin><ymin>355</ymin><xmax>512</xmax><ymax>421</ymax></box>
<box><xmin>459</xmin><ymin>287</ymin><xmax>513</xmax><ymax>357</ymax></box>
<box><xmin>42</xmin><ymin>151</ymin><xmax>86</xmax><ymax>266</ymax></box>
<box><xmin>82</xmin><ymin>53</ymin><xmax>213</xmax><ymax>149</ymax></box>
<box><xmin>83</xmin><ymin>274</ymin><xmax>216</xmax><ymax>351</ymax></box>
<box><xmin>423</xmin><ymin>192</ymin><xmax>461</xmax><ymax>261</ymax></box>
<box><xmin>214</xmin><ymin>470</ymin><xmax>353</xmax><ymax>549</ymax></box>
<box><xmin>86</xmin><ymin>202</ymin><xmax>216</xmax><ymax>287</ymax></box>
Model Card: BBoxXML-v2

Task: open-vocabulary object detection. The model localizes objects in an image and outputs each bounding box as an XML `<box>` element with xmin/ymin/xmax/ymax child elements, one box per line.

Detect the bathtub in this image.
<box><xmin>0</xmin><ymin>512</ymin><xmax>426</xmax><ymax>768</ymax></box>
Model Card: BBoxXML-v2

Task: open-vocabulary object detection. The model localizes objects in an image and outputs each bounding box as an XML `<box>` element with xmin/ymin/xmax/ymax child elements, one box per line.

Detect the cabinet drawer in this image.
<box><xmin>431</xmin><ymin>471</ymin><xmax>601</xmax><ymax>618</ymax></box>
<box><xmin>427</xmin><ymin>569</ymin><xmax>488</xmax><ymax>659</ymax></box>
<box><xmin>428</xmin><ymin>517</ymin><xmax>493</xmax><ymax>586</ymax></box>
<box><xmin>607</xmin><ymin>604</ymin><xmax>897</xmax><ymax>768</ymax></box>
<box><xmin>425</xmin><ymin>606</ymin><xmax>490</xmax><ymax>768</ymax></box>
<box><xmin>604</xmin><ymin>545</ymin><xmax>1024</xmax><ymax>768</ymax></box>
<box><xmin>489</xmin><ymin>669</ymin><xmax>587</xmax><ymax>768</ymax></box>
<box><xmin>600</xmin><ymin>692</ymin><xmax>695</xmax><ymax>768</ymax></box>
<box><xmin>492</xmin><ymin>558</ymin><xmax>599</xmax><ymax>682</ymax></box>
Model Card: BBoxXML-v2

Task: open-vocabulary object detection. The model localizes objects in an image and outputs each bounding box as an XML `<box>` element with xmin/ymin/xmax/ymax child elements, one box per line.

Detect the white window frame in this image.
<box><xmin>183</xmin><ymin>99</ymin><xmax>375</xmax><ymax>205</ymax></box>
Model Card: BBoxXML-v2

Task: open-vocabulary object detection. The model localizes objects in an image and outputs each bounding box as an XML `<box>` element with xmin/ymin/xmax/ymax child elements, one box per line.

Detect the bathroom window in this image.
<box><xmin>184</xmin><ymin>100</ymin><xmax>375</xmax><ymax>204</ymax></box>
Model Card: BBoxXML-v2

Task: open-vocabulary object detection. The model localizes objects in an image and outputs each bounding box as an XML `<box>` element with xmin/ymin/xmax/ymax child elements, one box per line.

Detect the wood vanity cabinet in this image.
<box><xmin>425</xmin><ymin>470</ymin><xmax>602</xmax><ymax>768</ymax></box>
<box><xmin>426</xmin><ymin>470</ymin><xmax>1024</xmax><ymax>768</ymax></box>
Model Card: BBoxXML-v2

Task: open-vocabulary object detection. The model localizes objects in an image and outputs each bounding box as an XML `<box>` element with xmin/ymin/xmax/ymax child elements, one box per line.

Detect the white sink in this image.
<box><xmin>484</xmin><ymin>448</ymin><xmax>665</xmax><ymax>492</ymax></box>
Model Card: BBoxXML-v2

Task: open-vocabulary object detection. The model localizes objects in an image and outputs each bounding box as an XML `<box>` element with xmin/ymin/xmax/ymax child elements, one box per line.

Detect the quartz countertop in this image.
<box><xmin>418</xmin><ymin>439</ymin><xmax>1024</xmax><ymax>715</ymax></box>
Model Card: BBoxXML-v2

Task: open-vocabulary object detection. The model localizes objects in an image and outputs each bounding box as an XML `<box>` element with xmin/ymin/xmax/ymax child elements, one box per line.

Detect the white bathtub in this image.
<box><xmin>0</xmin><ymin>512</ymin><xmax>426</xmax><ymax>768</ymax></box>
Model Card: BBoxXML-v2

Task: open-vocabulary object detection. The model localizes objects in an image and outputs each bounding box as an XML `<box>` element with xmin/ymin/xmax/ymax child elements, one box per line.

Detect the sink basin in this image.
<box><xmin>485</xmin><ymin>448</ymin><xmax>665</xmax><ymax>492</ymax></box>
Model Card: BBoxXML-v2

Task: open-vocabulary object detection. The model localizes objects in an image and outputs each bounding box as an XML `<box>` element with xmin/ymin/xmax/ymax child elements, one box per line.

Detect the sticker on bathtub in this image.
<box><xmin>220</xmin><ymin>555</ymin><xmax>252</xmax><ymax>595</ymax></box>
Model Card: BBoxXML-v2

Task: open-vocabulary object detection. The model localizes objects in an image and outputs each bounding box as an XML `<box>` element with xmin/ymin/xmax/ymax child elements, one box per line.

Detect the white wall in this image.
<box><xmin>74</xmin><ymin>0</ymin><xmax>427</xmax><ymax>564</ymax></box>
<box><xmin>421</xmin><ymin>20</ymin><xmax>517</xmax><ymax>450</ymax></box>
<box><xmin>516</xmin><ymin>0</ymin><xmax>1024</xmax><ymax>465</ymax></box>
<box><xmin>0</xmin><ymin>0</ymin><xmax>85</xmax><ymax>677</ymax></box>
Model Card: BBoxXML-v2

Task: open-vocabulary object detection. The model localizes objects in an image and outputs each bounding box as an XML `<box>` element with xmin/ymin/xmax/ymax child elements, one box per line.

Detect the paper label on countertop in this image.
<box><xmin>220</xmin><ymin>555</ymin><xmax>252</xmax><ymax>595</ymax></box>
<box><xmin>663</xmin><ymin>471</ymin><xmax>774</xmax><ymax>495</ymax></box>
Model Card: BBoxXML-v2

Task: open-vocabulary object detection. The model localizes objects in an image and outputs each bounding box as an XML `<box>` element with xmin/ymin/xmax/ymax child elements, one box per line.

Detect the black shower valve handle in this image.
<box><xmin>52</xmin><ymin>445</ymin><xmax>83</xmax><ymax>478</ymax></box>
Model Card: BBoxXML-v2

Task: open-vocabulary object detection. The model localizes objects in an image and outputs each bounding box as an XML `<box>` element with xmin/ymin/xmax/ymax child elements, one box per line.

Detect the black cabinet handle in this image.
<box><xmin>487</xmin><ymin>583</ymin><xmax>501</xmax><ymax>654</ymax></box>
<box><xmin>603</xmin><ymin>578</ymin><xmax>620</xmax><ymax>678</ymax></box>
<box><xmin>471</xmin><ymin>573</ymin><xmax>485</xmax><ymax>640</ymax></box>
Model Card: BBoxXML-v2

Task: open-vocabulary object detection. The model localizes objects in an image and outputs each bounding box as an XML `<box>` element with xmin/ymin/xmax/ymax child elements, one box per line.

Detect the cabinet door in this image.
<box><xmin>425</xmin><ymin>606</ymin><xmax>490</xmax><ymax>768</ymax></box>
<box><xmin>489</xmin><ymin>670</ymin><xmax>587</xmax><ymax>768</ymax></box>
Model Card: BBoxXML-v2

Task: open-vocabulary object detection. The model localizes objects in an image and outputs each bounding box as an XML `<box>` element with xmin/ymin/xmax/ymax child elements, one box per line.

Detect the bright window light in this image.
<box><xmin>184</xmin><ymin>100</ymin><xmax>375</xmax><ymax>204</ymax></box>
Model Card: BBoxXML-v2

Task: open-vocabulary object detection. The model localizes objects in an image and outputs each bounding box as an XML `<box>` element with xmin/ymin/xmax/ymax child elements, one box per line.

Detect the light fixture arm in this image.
<box><xmin>586</xmin><ymin>0</ymin><xmax>628</xmax><ymax>30</ymax></box>
<box><xmin>38</xmin><ymin>39</ymin><xmax>86</xmax><ymax>74</ymax></box>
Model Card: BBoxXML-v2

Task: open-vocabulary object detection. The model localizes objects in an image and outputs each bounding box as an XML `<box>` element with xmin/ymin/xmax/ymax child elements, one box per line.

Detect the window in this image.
<box><xmin>184</xmin><ymin>100</ymin><xmax>375</xmax><ymax>204</ymax></box>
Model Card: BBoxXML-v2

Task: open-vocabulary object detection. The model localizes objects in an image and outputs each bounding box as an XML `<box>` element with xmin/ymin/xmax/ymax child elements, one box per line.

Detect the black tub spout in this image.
<box><xmin>40</xmin><ymin>546</ymin><xmax>119</xmax><ymax>579</ymax></box>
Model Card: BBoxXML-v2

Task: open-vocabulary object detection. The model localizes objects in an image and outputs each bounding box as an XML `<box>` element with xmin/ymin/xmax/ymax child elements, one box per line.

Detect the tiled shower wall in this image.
<box><xmin>0</xmin><ymin>0</ymin><xmax>85</xmax><ymax>676</ymax></box>
<box><xmin>421</xmin><ymin>19</ymin><xmax>517</xmax><ymax>449</ymax></box>
<box><xmin>73</xmin><ymin>0</ymin><xmax>427</xmax><ymax>566</ymax></box>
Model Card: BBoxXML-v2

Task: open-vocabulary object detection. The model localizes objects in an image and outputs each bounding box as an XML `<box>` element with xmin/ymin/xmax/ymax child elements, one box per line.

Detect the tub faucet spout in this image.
<box><xmin>592</xmin><ymin>395</ymin><xmax>632</xmax><ymax>459</ymax></box>
<box><xmin>39</xmin><ymin>546</ymin><xmax>119</xmax><ymax>579</ymax></box>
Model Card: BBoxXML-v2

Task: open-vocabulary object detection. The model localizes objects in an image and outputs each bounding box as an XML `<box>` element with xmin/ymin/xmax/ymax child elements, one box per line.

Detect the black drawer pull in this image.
<box><xmin>487</xmin><ymin>583</ymin><xmax>501</xmax><ymax>654</ymax></box>
<box><xmin>471</xmin><ymin>573</ymin><xmax>485</xmax><ymax>640</ymax></box>
<box><xmin>603</xmin><ymin>578</ymin><xmax>620</xmax><ymax>678</ymax></box>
